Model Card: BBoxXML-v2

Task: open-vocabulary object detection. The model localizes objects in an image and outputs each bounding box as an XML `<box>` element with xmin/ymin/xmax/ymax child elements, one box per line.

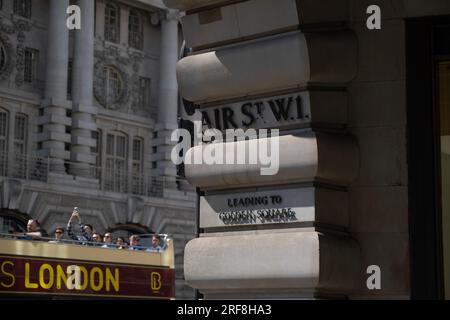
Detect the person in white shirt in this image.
<box><xmin>146</xmin><ymin>234</ymin><xmax>164</xmax><ymax>253</ymax></box>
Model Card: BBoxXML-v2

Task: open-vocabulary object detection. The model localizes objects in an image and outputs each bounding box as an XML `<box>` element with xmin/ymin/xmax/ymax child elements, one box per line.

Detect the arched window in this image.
<box><xmin>128</xmin><ymin>10</ymin><xmax>142</xmax><ymax>50</ymax></box>
<box><xmin>13</xmin><ymin>0</ymin><xmax>31</xmax><ymax>19</ymax></box>
<box><xmin>94</xmin><ymin>64</ymin><xmax>126</xmax><ymax>109</ymax></box>
<box><xmin>105</xmin><ymin>66</ymin><xmax>122</xmax><ymax>103</ymax></box>
<box><xmin>105</xmin><ymin>3</ymin><xmax>120</xmax><ymax>43</ymax></box>
<box><xmin>0</xmin><ymin>211</ymin><xmax>27</xmax><ymax>234</ymax></box>
<box><xmin>104</xmin><ymin>132</ymin><xmax>128</xmax><ymax>193</ymax></box>
<box><xmin>103</xmin><ymin>65</ymin><xmax>123</xmax><ymax>107</ymax></box>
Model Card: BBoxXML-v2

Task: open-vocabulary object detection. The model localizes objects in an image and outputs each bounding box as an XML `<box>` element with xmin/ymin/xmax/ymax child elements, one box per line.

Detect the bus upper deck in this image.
<box><xmin>0</xmin><ymin>233</ymin><xmax>175</xmax><ymax>299</ymax></box>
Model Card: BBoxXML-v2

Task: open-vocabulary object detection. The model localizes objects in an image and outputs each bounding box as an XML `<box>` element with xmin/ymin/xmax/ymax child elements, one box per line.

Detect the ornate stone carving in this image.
<box><xmin>0</xmin><ymin>33</ymin><xmax>14</xmax><ymax>82</ymax></box>
<box><xmin>94</xmin><ymin>61</ymin><xmax>129</xmax><ymax>110</ymax></box>
<box><xmin>94</xmin><ymin>43</ymin><xmax>145</xmax><ymax>114</ymax></box>
<box><xmin>163</xmin><ymin>9</ymin><xmax>181</xmax><ymax>22</ymax></box>
<box><xmin>0</xmin><ymin>17</ymin><xmax>32</xmax><ymax>85</ymax></box>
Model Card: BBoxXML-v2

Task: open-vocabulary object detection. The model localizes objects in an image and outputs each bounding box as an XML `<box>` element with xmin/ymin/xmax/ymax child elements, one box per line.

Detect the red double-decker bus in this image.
<box><xmin>0</xmin><ymin>234</ymin><xmax>175</xmax><ymax>299</ymax></box>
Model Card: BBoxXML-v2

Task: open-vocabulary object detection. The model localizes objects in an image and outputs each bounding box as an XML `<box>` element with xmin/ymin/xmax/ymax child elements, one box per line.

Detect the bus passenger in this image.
<box><xmin>66</xmin><ymin>208</ymin><xmax>94</xmax><ymax>245</ymax></box>
<box><xmin>48</xmin><ymin>227</ymin><xmax>65</xmax><ymax>243</ymax></box>
<box><xmin>116</xmin><ymin>237</ymin><xmax>127</xmax><ymax>249</ymax></box>
<box><xmin>92</xmin><ymin>232</ymin><xmax>102</xmax><ymax>246</ymax></box>
<box><xmin>14</xmin><ymin>219</ymin><xmax>42</xmax><ymax>240</ymax></box>
<box><xmin>146</xmin><ymin>234</ymin><xmax>164</xmax><ymax>253</ymax></box>
<box><xmin>129</xmin><ymin>235</ymin><xmax>144</xmax><ymax>251</ymax></box>
<box><xmin>101</xmin><ymin>233</ymin><xmax>114</xmax><ymax>248</ymax></box>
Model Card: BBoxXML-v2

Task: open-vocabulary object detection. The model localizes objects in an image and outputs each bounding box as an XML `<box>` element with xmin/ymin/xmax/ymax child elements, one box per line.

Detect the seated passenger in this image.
<box><xmin>92</xmin><ymin>232</ymin><xmax>102</xmax><ymax>246</ymax></box>
<box><xmin>66</xmin><ymin>208</ymin><xmax>94</xmax><ymax>245</ymax></box>
<box><xmin>128</xmin><ymin>235</ymin><xmax>145</xmax><ymax>251</ymax></box>
<box><xmin>146</xmin><ymin>234</ymin><xmax>164</xmax><ymax>253</ymax></box>
<box><xmin>48</xmin><ymin>226</ymin><xmax>65</xmax><ymax>243</ymax></box>
<box><xmin>101</xmin><ymin>233</ymin><xmax>115</xmax><ymax>248</ymax></box>
<box><xmin>116</xmin><ymin>237</ymin><xmax>127</xmax><ymax>250</ymax></box>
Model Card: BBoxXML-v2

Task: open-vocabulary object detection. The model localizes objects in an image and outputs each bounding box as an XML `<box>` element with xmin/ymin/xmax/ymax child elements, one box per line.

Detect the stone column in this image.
<box><xmin>70</xmin><ymin>0</ymin><xmax>98</xmax><ymax>178</ymax></box>
<box><xmin>154</xmin><ymin>9</ymin><xmax>180</xmax><ymax>185</ymax></box>
<box><xmin>38</xmin><ymin>0</ymin><xmax>71</xmax><ymax>173</ymax></box>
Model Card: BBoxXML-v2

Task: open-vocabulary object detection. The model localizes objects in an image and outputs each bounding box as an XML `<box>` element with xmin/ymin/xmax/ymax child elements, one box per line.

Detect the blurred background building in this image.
<box><xmin>0</xmin><ymin>0</ymin><xmax>196</xmax><ymax>299</ymax></box>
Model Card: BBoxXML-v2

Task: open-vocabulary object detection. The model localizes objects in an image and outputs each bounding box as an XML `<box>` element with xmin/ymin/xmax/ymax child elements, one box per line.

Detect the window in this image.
<box><xmin>24</xmin><ymin>48</ymin><xmax>39</xmax><ymax>84</ymax></box>
<box><xmin>139</xmin><ymin>77</ymin><xmax>151</xmax><ymax>109</ymax></box>
<box><xmin>14</xmin><ymin>114</ymin><xmax>27</xmax><ymax>155</ymax></box>
<box><xmin>92</xmin><ymin>130</ymin><xmax>102</xmax><ymax>179</ymax></box>
<box><xmin>128</xmin><ymin>10</ymin><xmax>142</xmax><ymax>50</ymax></box>
<box><xmin>132</xmin><ymin>138</ymin><xmax>143</xmax><ymax>194</ymax></box>
<box><xmin>14</xmin><ymin>0</ymin><xmax>31</xmax><ymax>19</ymax></box>
<box><xmin>67</xmin><ymin>59</ymin><xmax>73</xmax><ymax>99</ymax></box>
<box><xmin>103</xmin><ymin>65</ymin><xmax>123</xmax><ymax>107</ymax></box>
<box><xmin>0</xmin><ymin>109</ymin><xmax>8</xmax><ymax>176</ymax></box>
<box><xmin>132</xmin><ymin>138</ymin><xmax>142</xmax><ymax>161</ymax></box>
<box><xmin>0</xmin><ymin>215</ymin><xmax>26</xmax><ymax>234</ymax></box>
<box><xmin>0</xmin><ymin>42</ymin><xmax>7</xmax><ymax>74</ymax></box>
<box><xmin>12</xmin><ymin>114</ymin><xmax>27</xmax><ymax>178</ymax></box>
<box><xmin>105</xmin><ymin>3</ymin><xmax>120</xmax><ymax>43</ymax></box>
<box><xmin>104</xmin><ymin>132</ymin><xmax>128</xmax><ymax>193</ymax></box>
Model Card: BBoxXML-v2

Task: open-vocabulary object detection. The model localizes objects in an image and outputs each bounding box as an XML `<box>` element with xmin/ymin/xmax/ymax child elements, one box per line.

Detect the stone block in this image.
<box><xmin>72</xmin><ymin>136</ymin><xmax>97</xmax><ymax>148</ymax></box>
<box><xmin>181</xmin><ymin>0</ymin><xmax>298</xmax><ymax>49</ymax></box>
<box><xmin>177</xmin><ymin>31</ymin><xmax>357</xmax><ymax>104</ymax></box>
<box><xmin>352</xmin><ymin>20</ymin><xmax>405</xmax><ymax>82</ymax></box>
<box><xmin>184</xmin><ymin>231</ymin><xmax>360</xmax><ymax>298</ymax></box>
<box><xmin>351</xmin><ymin>126</ymin><xmax>407</xmax><ymax>187</ymax></box>
<box><xmin>72</xmin><ymin>119</ymin><xmax>97</xmax><ymax>131</ymax></box>
<box><xmin>348</xmin><ymin>81</ymin><xmax>406</xmax><ymax>128</ymax></box>
<box><xmin>349</xmin><ymin>186</ymin><xmax>408</xmax><ymax>233</ymax></box>
<box><xmin>36</xmin><ymin>114</ymin><xmax>72</xmax><ymax>126</ymax></box>
<box><xmin>185</xmin><ymin>131</ymin><xmax>359</xmax><ymax>190</ymax></box>
<box><xmin>350</xmin><ymin>232</ymin><xmax>410</xmax><ymax>296</ymax></box>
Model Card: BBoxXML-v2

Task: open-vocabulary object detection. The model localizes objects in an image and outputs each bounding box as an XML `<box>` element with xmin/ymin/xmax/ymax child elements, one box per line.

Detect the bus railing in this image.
<box><xmin>0</xmin><ymin>232</ymin><xmax>170</xmax><ymax>252</ymax></box>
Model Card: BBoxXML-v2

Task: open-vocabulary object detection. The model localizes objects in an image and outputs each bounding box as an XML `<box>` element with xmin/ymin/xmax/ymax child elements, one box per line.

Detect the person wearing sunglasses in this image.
<box><xmin>48</xmin><ymin>226</ymin><xmax>65</xmax><ymax>243</ymax></box>
<box><xmin>101</xmin><ymin>233</ymin><xmax>115</xmax><ymax>248</ymax></box>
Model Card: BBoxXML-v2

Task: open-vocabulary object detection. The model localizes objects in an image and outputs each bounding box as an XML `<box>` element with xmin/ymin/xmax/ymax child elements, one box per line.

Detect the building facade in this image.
<box><xmin>166</xmin><ymin>0</ymin><xmax>450</xmax><ymax>299</ymax></box>
<box><xmin>0</xmin><ymin>0</ymin><xmax>196</xmax><ymax>299</ymax></box>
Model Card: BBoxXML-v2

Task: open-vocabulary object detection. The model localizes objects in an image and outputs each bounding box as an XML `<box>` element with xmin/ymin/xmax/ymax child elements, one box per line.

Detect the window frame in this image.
<box><xmin>23</xmin><ymin>47</ymin><xmax>39</xmax><ymax>84</ymax></box>
<box><xmin>104</xmin><ymin>3</ymin><xmax>120</xmax><ymax>44</ymax></box>
<box><xmin>128</xmin><ymin>9</ymin><xmax>143</xmax><ymax>50</ymax></box>
<box><xmin>13</xmin><ymin>0</ymin><xmax>31</xmax><ymax>19</ymax></box>
<box><xmin>104</xmin><ymin>132</ymin><xmax>128</xmax><ymax>193</ymax></box>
